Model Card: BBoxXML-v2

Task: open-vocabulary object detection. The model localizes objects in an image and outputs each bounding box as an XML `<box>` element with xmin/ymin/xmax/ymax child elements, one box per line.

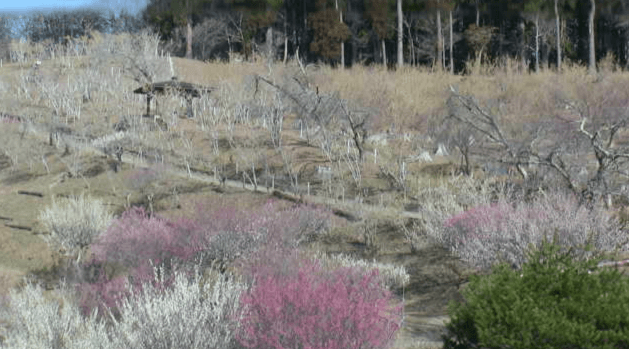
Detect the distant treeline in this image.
<box><xmin>2</xmin><ymin>0</ymin><xmax>629</xmax><ymax>72</ymax></box>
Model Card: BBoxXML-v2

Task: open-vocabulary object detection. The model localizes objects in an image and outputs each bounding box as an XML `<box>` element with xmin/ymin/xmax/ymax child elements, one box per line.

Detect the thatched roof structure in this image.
<box><xmin>133</xmin><ymin>77</ymin><xmax>216</xmax><ymax>116</ymax></box>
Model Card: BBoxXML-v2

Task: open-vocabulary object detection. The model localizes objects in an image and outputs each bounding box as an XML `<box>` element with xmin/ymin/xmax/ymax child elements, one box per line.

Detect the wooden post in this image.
<box><xmin>186</xmin><ymin>95</ymin><xmax>193</xmax><ymax>118</ymax></box>
<box><xmin>146</xmin><ymin>94</ymin><xmax>152</xmax><ymax>116</ymax></box>
<box><xmin>307</xmin><ymin>182</ymin><xmax>310</xmax><ymax>196</ymax></box>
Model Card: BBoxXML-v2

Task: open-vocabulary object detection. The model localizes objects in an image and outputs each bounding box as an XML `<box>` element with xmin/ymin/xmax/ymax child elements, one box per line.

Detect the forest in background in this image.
<box><xmin>2</xmin><ymin>0</ymin><xmax>629</xmax><ymax>73</ymax></box>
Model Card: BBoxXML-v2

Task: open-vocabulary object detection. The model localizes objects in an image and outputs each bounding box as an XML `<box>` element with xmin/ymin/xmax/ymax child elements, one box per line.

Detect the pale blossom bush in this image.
<box><xmin>312</xmin><ymin>251</ymin><xmax>410</xmax><ymax>290</ymax></box>
<box><xmin>443</xmin><ymin>191</ymin><xmax>629</xmax><ymax>272</ymax></box>
<box><xmin>111</xmin><ymin>264</ymin><xmax>246</xmax><ymax>349</ymax></box>
<box><xmin>38</xmin><ymin>194</ymin><xmax>113</xmax><ymax>264</ymax></box>
<box><xmin>237</xmin><ymin>257</ymin><xmax>403</xmax><ymax>349</ymax></box>
<box><xmin>2</xmin><ymin>265</ymin><xmax>246</xmax><ymax>349</ymax></box>
<box><xmin>0</xmin><ymin>281</ymin><xmax>111</xmax><ymax>349</ymax></box>
<box><xmin>411</xmin><ymin>175</ymin><xmax>498</xmax><ymax>250</ymax></box>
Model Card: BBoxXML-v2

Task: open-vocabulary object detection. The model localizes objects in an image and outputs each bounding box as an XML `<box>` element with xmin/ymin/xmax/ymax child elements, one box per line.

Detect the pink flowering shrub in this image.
<box><xmin>77</xmin><ymin>207</ymin><xmax>202</xmax><ymax>316</ymax></box>
<box><xmin>193</xmin><ymin>200</ymin><xmax>332</xmax><ymax>271</ymax></box>
<box><xmin>237</xmin><ymin>258</ymin><xmax>402</xmax><ymax>349</ymax></box>
<box><xmin>76</xmin><ymin>273</ymin><xmax>129</xmax><ymax>317</ymax></box>
<box><xmin>91</xmin><ymin>207</ymin><xmax>203</xmax><ymax>267</ymax></box>
<box><xmin>78</xmin><ymin>201</ymin><xmax>333</xmax><ymax>317</ymax></box>
<box><xmin>123</xmin><ymin>164</ymin><xmax>168</xmax><ymax>192</ymax></box>
<box><xmin>443</xmin><ymin>192</ymin><xmax>627</xmax><ymax>272</ymax></box>
<box><xmin>0</xmin><ymin>114</ymin><xmax>20</xmax><ymax>124</ymax></box>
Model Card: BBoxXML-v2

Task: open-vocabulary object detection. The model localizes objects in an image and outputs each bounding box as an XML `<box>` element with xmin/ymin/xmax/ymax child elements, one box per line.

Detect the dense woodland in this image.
<box><xmin>2</xmin><ymin>0</ymin><xmax>629</xmax><ymax>72</ymax></box>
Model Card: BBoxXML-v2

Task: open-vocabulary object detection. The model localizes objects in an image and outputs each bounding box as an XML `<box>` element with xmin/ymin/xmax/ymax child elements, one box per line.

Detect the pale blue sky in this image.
<box><xmin>0</xmin><ymin>0</ymin><xmax>148</xmax><ymax>15</ymax></box>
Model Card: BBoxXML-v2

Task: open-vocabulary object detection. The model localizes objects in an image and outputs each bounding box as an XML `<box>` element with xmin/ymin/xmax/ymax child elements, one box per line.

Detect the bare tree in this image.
<box><xmin>446</xmin><ymin>84</ymin><xmax>629</xmax><ymax>207</ymax></box>
<box><xmin>446</xmin><ymin>85</ymin><xmax>531</xmax><ymax>180</ymax></box>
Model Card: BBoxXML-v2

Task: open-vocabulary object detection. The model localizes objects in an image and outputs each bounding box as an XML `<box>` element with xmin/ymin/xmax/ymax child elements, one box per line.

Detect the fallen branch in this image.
<box><xmin>17</xmin><ymin>190</ymin><xmax>43</xmax><ymax>198</ymax></box>
<box><xmin>0</xmin><ymin>215</ymin><xmax>12</xmax><ymax>221</ymax></box>
<box><xmin>5</xmin><ymin>224</ymin><xmax>32</xmax><ymax>231</ymax></box>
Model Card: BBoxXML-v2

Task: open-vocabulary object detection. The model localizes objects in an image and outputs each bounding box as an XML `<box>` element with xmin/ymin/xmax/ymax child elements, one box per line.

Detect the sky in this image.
<box><xmin>0</xmin><ymin>0</ymin><xmax>148</xmax><ymax>38</ymax></box>
<box><xmin>0</xmin><ymin>0</ymin><xmax>148</xmax><ymax>16</ymax></box>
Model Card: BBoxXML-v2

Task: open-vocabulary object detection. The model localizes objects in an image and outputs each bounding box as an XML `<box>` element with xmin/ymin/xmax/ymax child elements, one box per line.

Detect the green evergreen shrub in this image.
<box><xmin>443</xmin><ymin>238</ymin><xmax>629</xmax><ymax>349</ymax></box>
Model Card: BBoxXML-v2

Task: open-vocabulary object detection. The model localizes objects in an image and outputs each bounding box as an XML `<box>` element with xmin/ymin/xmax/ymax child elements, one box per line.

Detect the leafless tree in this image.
<box><xmin>446</xmin><ymin>84</ymin><xmax>629</xmax><ymax>207</ymax></box>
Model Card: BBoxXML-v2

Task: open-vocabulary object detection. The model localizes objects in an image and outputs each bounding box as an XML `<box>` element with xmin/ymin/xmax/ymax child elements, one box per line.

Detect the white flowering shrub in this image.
<box><xmin>111</xmin><ymin>264</ymin><xmax>246</xmax><ymax>349</ymax></box>
<box><xmin>1</xmin><ymin>265</ymin><xmax>246</xmax><ymax>349</ymax></box>
<box><xmin>0</xmin><ymin>282</ymin><xmax>111</xmax><ymax>349</ymax></box>
<box><xmin>313</xmin><ymin>251</ymin><xmax>410</xmax><ymax>290</ymax></box>
<box><xmin>39</xmin><ymin>194</ymin><xmax>113</xmax><ymax>264</ymax></box>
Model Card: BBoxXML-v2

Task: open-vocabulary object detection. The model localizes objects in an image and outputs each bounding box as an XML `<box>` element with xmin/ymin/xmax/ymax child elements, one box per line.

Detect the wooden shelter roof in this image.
<box><xmin>133</xmin><ymin>77</ymin><xmax>215</xmax><ymax>98</ymax></box>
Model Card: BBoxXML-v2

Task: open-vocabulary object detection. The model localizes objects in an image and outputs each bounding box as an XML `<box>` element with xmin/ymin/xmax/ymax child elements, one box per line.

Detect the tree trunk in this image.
<box><xmin>382</xmin><ymin>39</ymin><xmax>387</xmax><ymax>66</ymax></box>
<box><xmin>283</xmin><ymin>9</ymin><xmax>288</xmax><ymax>64</ymax></box>
<box><xmin>520</xmin><ymin>20</ymin><xmax>526</xmax><ymax>73</ymax></box>
<box><xmin>555</xmin><ymin>0</ymin><xmax>561</xmax><ymax>70</ymax></box>
<box><xmin>335</xmin><ymin>0</ymin><xmax>345</xmax><ymax>68</ymax></box>
<box><xmin>476</xmin><ymin>0</ymin><xmax>480</xmax><ymax>26</ymax></box>
<box><xmin>450</xmin><ymin>10</ymin><xmax>454</xmax><ymax>74</ymax></box>
<box><xmin>535</xmin><ymin>12</ymin><xmax>540</xmax><ymax>73</ymax></box>
<box><xmin>588</xmin><ymin>0</ymin><xmax>596</xmax><ymax>74</ymax></box>
<box><xmin>266</xmin><ymin>26</ymin><xmax>274</xmax><ymax>60</ymax></box>
<box><xmin>436</xmin><ymin>8</ymin><xmax>442</xmax><ymax>69</ymax></box>
<box><xmin>397</xmin><ymin>0</ymin><xmax>403</xmax><ymax>67</ymax></box>
<box><xmin>407</xmin><ymin>19</ymin><xmax>415</xmax><ymax>66</ymax></box>
<box><xmin>186</xmin><ymin>17</ymin><xmax>193</xmax><ymax>59</ymax></box>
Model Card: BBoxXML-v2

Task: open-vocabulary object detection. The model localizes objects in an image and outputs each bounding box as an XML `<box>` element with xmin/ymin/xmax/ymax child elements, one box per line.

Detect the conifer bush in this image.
<box><xmin>237</xmin><ymin>257</ymin><xmax>403</xmax><ymax>349</ymax></box>
<box><xmin>443</xmin><ymin>239</ymin><xmax>629</xmax><ymax>349</ymax></box>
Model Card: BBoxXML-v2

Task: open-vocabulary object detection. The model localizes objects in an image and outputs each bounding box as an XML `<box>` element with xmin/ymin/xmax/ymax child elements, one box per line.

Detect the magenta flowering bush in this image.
<box><xmin>0</xmin><ymin>114</ymin><xmax>21</xmax><ymax>124</ymax></box>
<box><xmin>77</xmin><ymin>207</ymin><xmax>202</xmax><ymax>316</ymax></box>
<box><xmin>123</xmin><ymin>164</ymin><xmax>168</xmax><ymax>192</ymax></box>
<box><xmin>91</xmin><ymin>207</ymin><xmax>204</xmax><ymax>268</ymax></box>
<box><xmin>443</xmin><ymin>192</ymin><xmax>627</xmax><ymax>272</ymax></box>
<box><xmin>76</xmin><ymin>273</ymin><xmax>129</xmax><ymax>317</ymax></box>
<box><xmin>237</xmin><ymin>258</ymin><xmax>402</xmax><ymax>349</ymax></box>
<box><xmin>78</xmin><ymin>200</ymin><xmax>333</xmax><ymax>317</ymax></box>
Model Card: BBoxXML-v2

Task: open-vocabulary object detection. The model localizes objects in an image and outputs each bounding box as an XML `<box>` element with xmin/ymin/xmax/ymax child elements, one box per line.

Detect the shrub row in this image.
<box><xmin>7</xmin><ymin>197</ymin><xmax>403</xmax><ymax>349</ymax></box>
